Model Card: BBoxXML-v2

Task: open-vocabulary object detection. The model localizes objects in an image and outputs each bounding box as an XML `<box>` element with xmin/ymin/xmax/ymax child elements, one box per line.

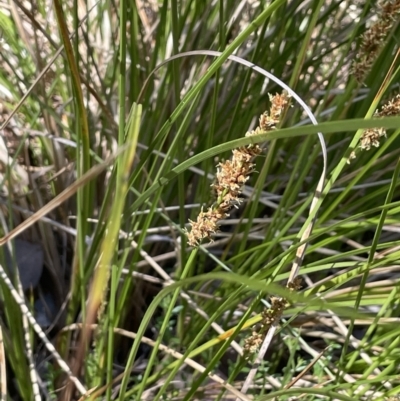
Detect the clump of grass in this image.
<box><xmin>186</xmin><ymin>92</ymin><xmax>291</xmax><ymax>247</ymax></box>
<box><xmin>3</xmin><ymin>1</ymin><xmax>400</xmax><ymax>400</ymax></box>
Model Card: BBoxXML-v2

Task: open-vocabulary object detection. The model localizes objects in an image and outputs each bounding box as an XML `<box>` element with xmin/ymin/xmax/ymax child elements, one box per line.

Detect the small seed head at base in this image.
<box><xmin>186</xmin><ymin>207</ymin><xmax>226</xmax><ymax>247</ymax></box>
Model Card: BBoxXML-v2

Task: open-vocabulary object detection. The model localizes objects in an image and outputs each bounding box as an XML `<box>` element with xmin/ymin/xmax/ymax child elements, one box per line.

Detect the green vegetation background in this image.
<box><xmin>0</xmin><ymin>0</ymin><xmax>400</xmax><ymax>400</ymax></box>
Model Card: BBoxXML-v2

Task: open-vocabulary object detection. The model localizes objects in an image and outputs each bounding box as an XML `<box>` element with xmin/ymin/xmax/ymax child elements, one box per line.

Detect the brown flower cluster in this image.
<box><xmin>352</xmin><ymin>0</ymin><xmax>400</xmax><ymax>82</ymax></box>
<box><xmin>186</xmin><ymin>93</ymin><xmax>290</xmax><ymax>247</ymax></box>
<box><xmin>349</xmin><ymin>94</ymin><xmax>400</xmax><ymax>163</ymax></box>
<box><xmin>360</xmin><ymin>127</ymin><xmax>386</xmax><ymax>151</ymax></box>
<box><xmin>361</xmin><ymin>94</ymin><xmax>400</xmax><ymax>151</ymax></box>
<box><xmin>244</xmin><ymin>278</ymin><xmax>302</xmax><ymax>356</ymax></box>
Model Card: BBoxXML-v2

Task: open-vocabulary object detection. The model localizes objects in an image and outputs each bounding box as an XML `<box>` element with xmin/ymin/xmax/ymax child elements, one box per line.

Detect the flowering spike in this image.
<box><xmin>351</xmin><ymin>0</ymin><xmax>400</xmax><ymax>82</ymax></box>
<box><xmin>185</xmin><ymin>92</ymin><xmax>291</xmax><ymax>246</ymax></box>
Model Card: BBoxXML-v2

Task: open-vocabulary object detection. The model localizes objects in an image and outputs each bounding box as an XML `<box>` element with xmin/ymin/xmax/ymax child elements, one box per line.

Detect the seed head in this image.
<box><xmin>186</xmin><ymin>92</ymin><xmax>291</xmax><ymax>246</ymax></box>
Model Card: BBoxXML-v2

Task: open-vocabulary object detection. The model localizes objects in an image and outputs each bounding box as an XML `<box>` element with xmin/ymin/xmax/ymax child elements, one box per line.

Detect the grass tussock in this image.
<box><xmin>0</xmin><ymin>1</ymin><xmax>400</xmax><ymax>401</ymax></box>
